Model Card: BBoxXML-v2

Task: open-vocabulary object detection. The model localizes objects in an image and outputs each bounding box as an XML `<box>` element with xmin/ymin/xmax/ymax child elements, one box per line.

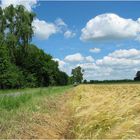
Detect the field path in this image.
<box><xmin>18</xmin><ymin>89</ymin><xmax>75</xmax><ymax>139</ymax></box>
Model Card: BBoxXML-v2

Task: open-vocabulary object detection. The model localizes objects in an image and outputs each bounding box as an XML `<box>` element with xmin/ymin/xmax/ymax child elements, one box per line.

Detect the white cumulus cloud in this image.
<box><xmin>108</xmin><ymin>49</ymin><xmax>140</xmax><ymax>59</ymax></box>
<box><xmin>32</xmin><ymin>18</ymin><xmax>58</xmax><ymax>40</ymax></box>
<box><xmin>55</xmin><ymin>18</ymin><xmax>67</xmax><ymax>27</ymax></box>
<box><xmin>32</xmin><ymin>18</ymin><xmax>76</xmax><ymax>40</ymax></box>
<box><xmin>90</xmin><ymin>48</ymin><xmax>101</xmax><ymax>53</ymax></box>
<box><xmin>96</xmin><ymin>49</ymin><xmax>140</xmax><ymax>69</ymax></box>
<box><xmin>64</xmin><ymin>53</ymin><xmax>84</xmax><ymax>62</ymax></box>
<box><xmin>64</xmin><ymin>30</ymin><xmax>76</xmax><ymax>39</ymax></box>
<box><xmin>81</xmin><ymin>13</ymin><xmax>140</xmax><ymax>42</ymax></box>
<box><xmin>64</xmin><ymin>53</ymin><xmax>94</xmax><ymax>63</ymax></box>
<box><xmin>78</xmin><ymin>63</ymin><xmax>97</xmax><ymax>70</ymax></box>
<box><xmin>56</xmin><ymin>49</ymin><xmax>140</xmax><ymax>80</ymax></box>
<box><xmin>85</xmin><ymin>56</ymin><xmax>94</xmax><ymax>62</ymax></box>
<box><xmin>96</xmin><ymin>49</ymin><xmax>140</xmax><ymax>79</ymax></box>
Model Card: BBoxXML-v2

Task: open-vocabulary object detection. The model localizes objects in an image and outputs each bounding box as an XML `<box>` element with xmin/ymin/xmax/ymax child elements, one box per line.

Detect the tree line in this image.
<box><xmin>83</xmin><ymin>71</ymin><xmax>140</xmax><ymax>84</ymax></box>
<box><xmin>0</xmin><ymin>5</ymin><xmax>71</xmax><ymax>89</ymax></box>
<box><xmin>83</xmin><ymin>79</ymin><xmax>135</xmax><ymax>84</ymax></box>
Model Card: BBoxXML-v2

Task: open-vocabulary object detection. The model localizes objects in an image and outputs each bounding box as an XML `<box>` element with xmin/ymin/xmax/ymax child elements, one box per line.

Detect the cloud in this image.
<box><xmin>64</xmin><ymin>53</ymin><xmax>94</xmax><ymax>62</ymax></box>
<box><xmin>32</xmin><ymin>18</ymin><xmax>58</xmax><ymax>40</ymax></box>
<box><xmin>85</xmin><ymin>56</ymin><xmax>94</xmax><ymax>62</ymax></box>
<box><xmin>64</xmin><ymin>30</ymin><xmax>76</xmax><ymax>39</ymax></box>
<box><xmin>81</xmin><ymin>13</ymin><xmax>140</xmax><ymax>42</ymax></box>
<box><xmin>78</xmin><ymin>63</ymin><xmax>97</xmax><ymax>70</ymax></box>
<box><xmin>64</xmin><ymin>53</ymin><xmax>84</xmax><ymax>62</ymax></box>
<box><xmin>56</xmin><ymin>53</ymin><xmax>95</xmax><ymax>76</ymax></box>
<box><xmin>108</xmin><ymin>49</ymin><xmax>140</xmax><ymax>59</ymax></box>
<box><xmin>95</xmin><ymin>49</ymin><xmax>140</xmax><ymax>79</ymax></box>
<box><xmin>55</xmin><ymin>18</ymin><xmax>67</xmax><ymax>27</ymax></box>
<box><xmin>32</xmin><ymin>18</ymin><xmax>76</xmax><ymax>40</ymax></box>
<box><xmin>56</xmin><ymin>49</ymin><xmax>140</xmax><ymax>80</ymax></box>
<box><xmin>96</xmin><ymin>49</ymin><xmax>140</xmax><ymax>69</ymax></box>
<box><xmin>89</xmin><ymin>48</ymin><xmax>101</xmax><ymax>53</ymax></box>
<box><xmin>1</xmin><ymin>0</ymin><xmax>37</xmax><ymax>11</ymax></box>
<box><xmin>55</xmin><ymin>18</ymin><xmax>76</xmax><ymax>39</ymax></box>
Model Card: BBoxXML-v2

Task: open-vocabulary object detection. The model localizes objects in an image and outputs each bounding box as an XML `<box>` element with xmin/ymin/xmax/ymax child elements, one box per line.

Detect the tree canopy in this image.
<box><xmin>0</xmin><ymin>5</ymin><xmax>69</xmax><ymax>89</ymax></box>
<box><xmin>71</xmin><ymin>66</ymin><xmax>84</xmax><ymax>84</ymax></box>
<box><xmin>134</xmin><ymin>71</ymin><xmax>140</xmax><ymax>81</ymax></box>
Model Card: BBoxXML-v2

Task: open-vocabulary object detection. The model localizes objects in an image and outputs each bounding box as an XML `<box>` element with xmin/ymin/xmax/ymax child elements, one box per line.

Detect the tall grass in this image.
<box><xmin>0</xmin><ymin>94</ymin><xmax>32</xmax><ymax>110</ymax></box>
<box><xmin>0</xmin><ymin>86</ymin><xmax>72</xmax><ymax>111</ymax></box>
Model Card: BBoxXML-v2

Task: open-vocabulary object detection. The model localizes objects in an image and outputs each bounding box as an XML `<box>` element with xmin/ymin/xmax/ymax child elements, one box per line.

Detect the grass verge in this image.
<box><xmin>0</xmin><ymin>85</ymin><xmax>73</xmax><ymax>138</ymax></box>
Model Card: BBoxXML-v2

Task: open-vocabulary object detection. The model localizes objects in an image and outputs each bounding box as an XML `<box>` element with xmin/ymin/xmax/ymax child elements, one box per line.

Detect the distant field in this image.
<box><xmin>86</xmin><ymin>81</ymin><xmax>140</xmax><ymax>84</ymax></box>
<box><xmin>1</xmin><ymin>84</ymin><xmax>140</xmax><ymax>139</ymax></box>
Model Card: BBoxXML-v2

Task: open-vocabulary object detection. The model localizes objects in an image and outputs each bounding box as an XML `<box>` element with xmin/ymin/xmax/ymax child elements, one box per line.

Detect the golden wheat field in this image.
<box><xmin>70</xmin><ymin>84</ymin><xmax>140</xmax><ymax>139</ymax></box>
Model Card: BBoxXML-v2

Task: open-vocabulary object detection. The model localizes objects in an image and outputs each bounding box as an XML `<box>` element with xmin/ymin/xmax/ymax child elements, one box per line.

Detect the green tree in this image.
<box><xmin>0</xmin><ymin>4</ymin><xmax>69</xmax><ymax>89</ymax></box>
<box><xmin>15</xmin><ymin>5</ymin><xmax>35</xmax><ymax>51</ymax></box>
<box><xmin>4</xmin><ymin>5</ymin><xmax>17</xmax><ymax>62</ymax></box>
<box><xmin>71</xmin><ymin>66</ymin><xmax>84</xmax><ymax>84</ymax></box>
<box><xmin>0</xmin><ymin>44</ymin><xmax>24</xmax><ymax>89</ymax></box>
<box><xmin>83</xmin><ymin>79</ymin><xmax>87</xmax><ymax>84</ymax></box>
<box><xmin>0</xmin><ymin>7</ymin><xmax>6</xmax><ymax>35</ymax></box>
<box><xmin>68</xmin><ymin>76</ymin><xmax>73</xmax><ymax>85</ymax></box>
<box><xmin>56</xmin><ymin>71</ymin><xmax>69</xmax><ymax>85</ymax></box>
<box><xmin>134</xmin><ymin>71</ymin><xmax>140</xmax><ymax>81</ymax></box>
<box><xmin>0</xmin><ymin>44</ymin><xmax>11</xmax><ymax>89</ymax></box>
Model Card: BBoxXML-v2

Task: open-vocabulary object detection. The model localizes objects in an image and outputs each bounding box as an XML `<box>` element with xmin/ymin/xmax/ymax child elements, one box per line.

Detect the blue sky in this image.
<box><xmin>32</xmin><ymin>1</ymin><xmax>140</xmax><ymax>59</ymax></box>
<box><xmin>1</xmin><ymin>0</ymin><xmax>140</xmax><ymax>80</ymax></box>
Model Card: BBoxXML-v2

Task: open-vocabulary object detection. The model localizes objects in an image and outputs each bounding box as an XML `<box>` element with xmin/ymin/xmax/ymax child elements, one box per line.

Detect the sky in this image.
<box><xmin>1</xmin><ymin>0</ymin><xmax>140</xmax><ymax>80</ymax></box>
